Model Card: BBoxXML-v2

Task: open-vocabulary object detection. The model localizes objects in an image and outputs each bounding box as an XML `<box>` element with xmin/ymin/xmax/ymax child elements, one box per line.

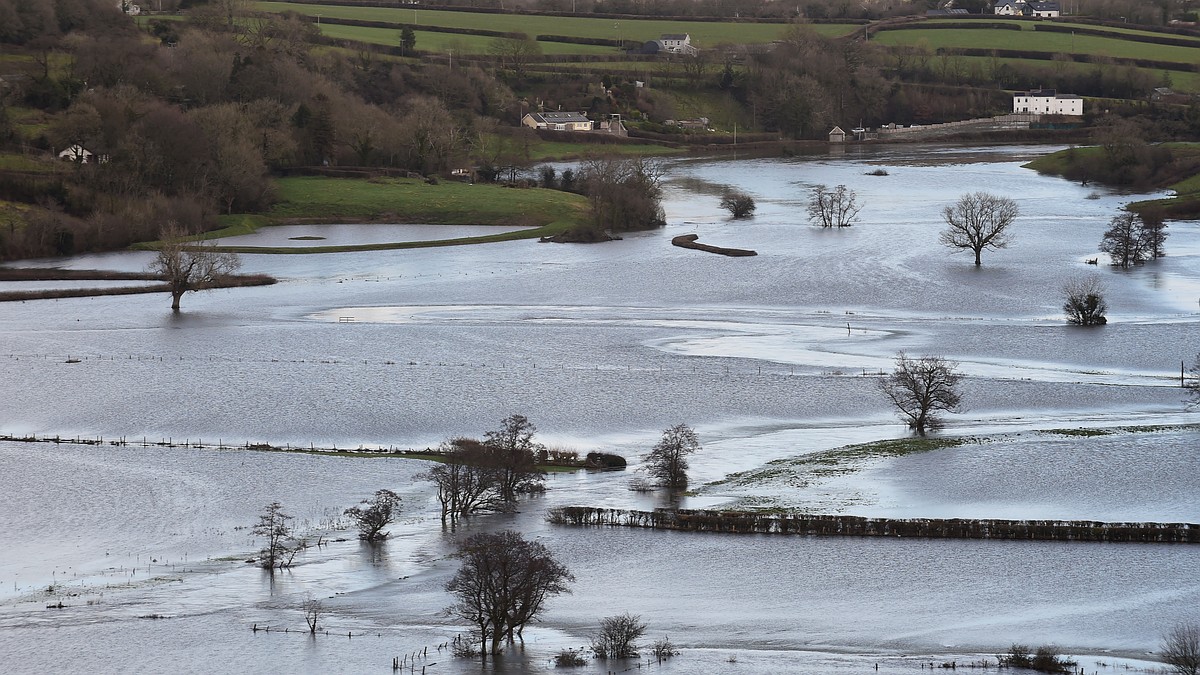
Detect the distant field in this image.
<box><xmin>952</xmin><ymin>54</ymin><xmax>1200</xmax><ymax>92</ymax></box>
<box><xmin>316</xmin><ymin>22</ymin><xmax>614</xmax><ymax>54</ymax></box>
<box><xmin>871</xmin><ymin>27</ymin><xmax>1200</xmax><ymax>66</ymax></box>
<box><xmin>923</xmin><ymin>17</ymin><xmax>1200</xmax><ymax>43</ymax></box>
<box><xmin>254</xmin><ymin>2</ymin><xmax>858</xmax><ymax>46</ymax></box>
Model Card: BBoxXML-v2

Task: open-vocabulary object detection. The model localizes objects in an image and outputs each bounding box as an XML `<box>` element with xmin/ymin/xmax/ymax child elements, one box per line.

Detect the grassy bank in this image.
<box><xmin>195</xmin><ymin>176</ymin><xmax>589</xmax><ymax>253</ymax></box>
<box><xmin>1024</xmin><ymin>143</ymin><xmax>1200</xmax><ymax>218</ymax></box>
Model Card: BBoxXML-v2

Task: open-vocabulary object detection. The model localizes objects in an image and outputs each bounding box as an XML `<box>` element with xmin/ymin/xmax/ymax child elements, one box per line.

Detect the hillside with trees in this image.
<box><xmin>3</xmin><ymin>0</ymin><xmax>1200</xmax><ymax>261</ymax></box>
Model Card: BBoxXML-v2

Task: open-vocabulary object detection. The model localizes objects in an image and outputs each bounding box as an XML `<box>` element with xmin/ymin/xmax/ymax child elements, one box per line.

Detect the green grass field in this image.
<box><xmin>871</xmin><ymin>26</ymin><xmax>1200</xmax><ymax>66</ymax></box>
<box><xmin>316</xmin><ymin>22</ymin><xmax>614</xmax><ymax>54</ymax></box>
<box><xmin>948</xmin><ymin>54</ymin><xmax>1200</xmax><ymax>91</ymax></box>
<box><xmin>208</xmin><ymin>176</ymin><xmax>589</xmax><ymax>252</ymax></box>
<box><xmin>255</xmin><ymin>1</ymin><xmax>858</xmax><ymax>46</ymax></box>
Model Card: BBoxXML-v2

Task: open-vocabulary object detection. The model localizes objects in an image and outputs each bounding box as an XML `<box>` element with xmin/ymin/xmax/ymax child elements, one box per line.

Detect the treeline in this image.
<box><xmin>0</xmin><ymin>1</ymin><xmax>537</xmax><ymax>259</ymax></box>
<box><xmin>548</xmin><ymin>506</ymin><xmax>1200</xmax><ymax>543</ymax></box>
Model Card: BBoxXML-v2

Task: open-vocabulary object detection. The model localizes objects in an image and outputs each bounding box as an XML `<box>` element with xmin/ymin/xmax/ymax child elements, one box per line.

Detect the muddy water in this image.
<box><xmin>1</xmin><ymin>144</ymin><xmax>1197</xmax><ymax>672</ymax></box>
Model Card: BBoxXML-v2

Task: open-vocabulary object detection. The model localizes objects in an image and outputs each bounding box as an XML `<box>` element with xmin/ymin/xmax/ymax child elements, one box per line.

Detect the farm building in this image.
<box><xmin>1012</xmin><ymin>89</ymin><xmax>1082</xmax><ymax>115</ymax></box>
<box><xmin>994</xmin><ymin>0</ymin><xmax>1060</xmax><ymax>16</ymax></box>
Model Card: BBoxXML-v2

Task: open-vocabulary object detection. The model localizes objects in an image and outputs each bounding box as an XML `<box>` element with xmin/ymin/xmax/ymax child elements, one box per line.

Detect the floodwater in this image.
<box><xmin>1</xmin><ymin>144</ymin><xmax>1197</xmax><ymax>673</ymax></box>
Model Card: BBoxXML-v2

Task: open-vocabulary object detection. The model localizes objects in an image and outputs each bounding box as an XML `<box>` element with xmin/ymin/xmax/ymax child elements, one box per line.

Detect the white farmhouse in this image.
<box><xmin>1012</xmin><ymin>89</ymin><xmax>1083</xmax><ymax>115</ymax></box>
<box><xmin>993</xmin><ymin>0</ymin><xmax>1060</xmax><ymax>16</ymax></box>
<box><xmin>521</xmin><ymin>111</ymin><xmax>594</xmax><ymax>132</ymax></box>
<box><xmin>659</xmin><ymin>34</ymin><xmax>697</xmax><ymax>55</ymax></box>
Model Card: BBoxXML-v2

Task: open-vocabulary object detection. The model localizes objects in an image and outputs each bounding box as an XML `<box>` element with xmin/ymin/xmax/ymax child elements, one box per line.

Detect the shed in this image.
<box><xmin>828</xmin><ymin>126</ymin><xmax>847</xmax><ymax>143</ymax></box>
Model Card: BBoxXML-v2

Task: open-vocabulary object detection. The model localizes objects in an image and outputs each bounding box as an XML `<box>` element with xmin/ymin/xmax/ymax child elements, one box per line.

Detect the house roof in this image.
<box><xmin>1029</xmin><ymin>1</ymin><xmax>1059</xmax><ymax>10</ymax></box>
<box><xmin>527</xmin><ymin>111</ymin><xmax>591</xmax><ymax>124</ymax></box>
<box><xmin>661</xmin><ymin>33</ymin><xmax>689</xmax><ymax>40</ymax></box>
<box><xmin>828</xmin><ymin>126</ymin><xmax>846</xmax><ymax>134</ymax></box>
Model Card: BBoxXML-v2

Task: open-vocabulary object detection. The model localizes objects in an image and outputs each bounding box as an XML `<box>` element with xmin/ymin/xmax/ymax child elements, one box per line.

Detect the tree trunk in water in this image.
<box><xmin>974</xmin><ymin>250</ymin><xmax>982</xmax><ymax>266</ymax></box>
<box><xmin>171</xmin><ymin>290</ymin><xmax>184</xmax><ymax>311</ymax></box>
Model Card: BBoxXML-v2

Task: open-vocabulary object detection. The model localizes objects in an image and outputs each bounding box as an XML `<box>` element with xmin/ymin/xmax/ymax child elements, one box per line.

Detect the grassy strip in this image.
<box><xmin>710</xmin><ymin>436</ymin><xmax>968</xmax><ymax>488</ymax></box>
<box><xmin>183</xmin><ymin>176</ymin><xmax>589</xmax><ymax>253</ymax></box>
<box><xmin>0</xmin><ymin>269</ymin><xmax>160</xmax><ymax>281</ymax></box>
<box><xmin>255</xmin><ymin>1</ymin><xmax>857</xmax><ymax>45</ymax></box>
<box><xmin>0</xmin><ymin>275</ymin><xmax>277</xmax><ymax>302</ymax></box>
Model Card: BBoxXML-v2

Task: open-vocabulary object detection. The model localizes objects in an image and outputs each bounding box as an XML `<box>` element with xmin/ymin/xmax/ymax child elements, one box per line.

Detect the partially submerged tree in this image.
<box><xmin>1162</xmin><ymin>622</ymin><xmax>1200</xmax><ymax>675</ymax></box>
<box><xmin>344</xmin><ymin>489</ymin><xmax>402</xmax><ymax>541</ymax></box>
<box><xmin>482</xmin><ymin>414</ymin><xmax>546</xmax><ymax>503</ymax></box>
<box><xmin>643</xmin><ymin>424</ymin><xmax>700</xmax><ymax>490</ymax></box>
<box><xmin>149</xmin><ymin>223</ymin><xmax>241</xmax><ymax>311</ymax></box>
<box><xmin>806</xmin><ymin>184</ymin><xmax>860</xmax><ymax>228</ymax></box>
<box><xmin>720</xmin><ymin>191</ymin><xmax>756</xmax><ymax>219</ymax></box>
<box><xmin>420</xmin><ymin>440</ymin><xmax>502</xmax><ymax>525</ymax></box>
<box><xmin>575</xmin><ymin>156</ymin><xmax>665</xmax><ymax>239</ymax></box>
<box><xmin>1100</xmin><ymin>210</ymin><xmax>1166</xmax><ymax>268</ymax></box>
<box><xmin>878</xmin><ymin>352</ymin><xmax>963</xmax><ymax>436</ymax></box>
<box><xmin>1062</xmin><ymin>275</ymin><xmax>1108</xmax><ymax>326</ymax></box>
<box><xmin>939</xmin><ymin>192</ymin><xmax>1019</xmax><ymax>266</ymax></box>
<box><xmin>592</xmin><ymin>613</ymin><xmax>647</xmax><ymax>659</ymax></box>
<box><xmin>302</xmin><ymin>596</ymin><xmax>322</xmax><ymax>635</ymax></box>
<box><xmin>253</xmin><ymin>501</ymin><xmax>301</xmax><ymax>570</ymax></box>
<box><xmin>446</xmin><ymin>530</ymin><xmax>574</xmax><ymax>662</ymax></box>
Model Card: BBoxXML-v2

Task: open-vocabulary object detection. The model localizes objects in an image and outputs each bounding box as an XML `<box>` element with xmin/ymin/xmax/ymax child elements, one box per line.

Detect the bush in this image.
<box><xmin>652</xmin><ymin>637</ymin><xmax>679</xmax><ymax>663</ymax></box>
<box><xmin>999</xmin><ymin>644</ymin><xmax>1075</xmax><ymax>673</ymax></box>
<box><xmin>585</xmin><ymin>452</ymin><xmax>626</xmax><ymax>469</ymax></box>
<box><xmin>720</xmin><ymin>192</ymin><xmax>756</xmax><ymax>219</ymax></box>
<box><xmin>554</xmin><ymin>649</ymin><xmax>588</xmax><ymax>667</ymax></box>
<box><xmin>1062</xmin><ymin>275</ymin><xmax>1108</xmax><ymax>326</ymax></box>
<box><xmin>592</xmin><ymin>613</ymin><xmax>647</xmax><ymax>659</ymax></box>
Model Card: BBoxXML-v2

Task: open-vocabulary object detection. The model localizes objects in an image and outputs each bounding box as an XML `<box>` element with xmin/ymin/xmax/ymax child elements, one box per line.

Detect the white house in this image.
<box><xmin>1012</xmin><ymin>89</ymin><xmax>1083</xmax><ymax>115</ymax></box>
<box><xmin>659</xmin><ymin>33</ymin><xmax>697</xmax><ymax>55</ymax></box>
<box><xmin>993</xmin><ymin>0</ymin><xmax>1060</xmax><ymax>16</ymax></box>
<box><xmin>521</xmin><ymin>111</ymin><xmax>594</xmax><ymax>132</ymax></box>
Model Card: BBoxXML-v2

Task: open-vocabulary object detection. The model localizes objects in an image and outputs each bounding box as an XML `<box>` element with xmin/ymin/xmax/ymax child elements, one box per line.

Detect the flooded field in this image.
<box><xmin>0</xmin><ymin>144</ymin><xmax>1197</xmax><ymax>672</ymax></box>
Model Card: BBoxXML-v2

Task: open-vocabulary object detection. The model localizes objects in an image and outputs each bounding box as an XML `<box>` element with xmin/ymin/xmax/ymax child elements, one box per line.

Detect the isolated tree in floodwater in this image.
<box><xmin>344</xmin><ymin>489</ymin><xmax>402</xmax><ymax>541</ymax></box>
<box><xmin>1187</xmin><ymin>355</ymin><xmax>1200</xmax><ymax>410</ymax></box>
<box><xmin>253</xmin><ymin>501</ymin><xmax>300</xmax><ymax>570</ymax></box>
<box><xmin>878</xmin><ymin>352</ymin><xmax>963</xmax><ymax>435</ymax></box>
<box><xmin>1062</xmin><ymin>275</ymin><xmax>1108</xmax><ymax>326</ymax></box>
<box><xmin>149</xmin><ymin>222</ymin><xmax>241</xmax><ymax>311</ymax></box>
<box><xmin>643</xmin><ymin>424</ymin><xmax>700</xmax><ymax>489</ymax></box>
<box><xmin>939</xmin><ymin>192</ymin><xmax>1018</xmax><ymax>265</ymax></box>
<box><xmin>446</xmin><ymin>530</ymin><xmax>573</xmax><ymax>662</ymax></box>
<box><xmin>806</xmin><ymin>184</ymin><xmax>860</xmax><ymax>228</ymax></box>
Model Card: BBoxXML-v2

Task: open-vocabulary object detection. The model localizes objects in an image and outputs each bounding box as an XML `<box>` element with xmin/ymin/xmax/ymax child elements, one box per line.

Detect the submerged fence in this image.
<box><xmin>547</xmin><ymin>506</ymin><xmax>1200</xmax><ymax>544</ymax></box>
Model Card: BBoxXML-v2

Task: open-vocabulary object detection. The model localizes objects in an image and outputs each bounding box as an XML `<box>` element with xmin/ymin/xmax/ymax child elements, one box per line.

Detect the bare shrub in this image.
<box><xmin>652</xmin><ymin>636</ymin><xmax>680</xmax><ymax>663</ymax></box>
<box><xmin>554</xmin><ymin>649</ymin><xmax>588</xmax><ymax>667</ymax></box>
<box><xmin>720</xmin><ymin>191</ymin><xmax>756</xmax><ymax>219</ymax></box>
<box><xmin>591</xmin><ymin>612</ymin><xmax>647</xmax><ymax>659</ymax></box>
<box><xmin>1062</xmin><ymin>275</ymin><xmax>1107</xmax><ymax>326</ymax></box>
<box><xmin>1162</xmin><ymin>622</ymin><xmax>1200</xmax><ymax>675</ymax></box>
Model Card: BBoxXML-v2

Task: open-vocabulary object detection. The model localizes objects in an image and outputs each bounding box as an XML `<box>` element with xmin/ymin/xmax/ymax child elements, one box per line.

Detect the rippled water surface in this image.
<box><xmin>1</xmin><ymin>145</ymin><xmax>1197</xmax><ymax>673</ymax></box>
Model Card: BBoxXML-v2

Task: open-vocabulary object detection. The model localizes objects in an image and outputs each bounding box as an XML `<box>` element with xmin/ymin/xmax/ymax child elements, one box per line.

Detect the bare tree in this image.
<box><xmin>344</xmin><ymin>489</ymin><xmax>402</xmax><ymax>541</ymax></box>
<box><xmin>878</xmin><ymin>352</ymin><xmax>963</xmax><ymax>436</ymax></box>
<box><xmin>1062</xmin><ymin>275</ymin><xmax>1108</xmax><ymax>326</ymax></box>
<box><xmin>579</xmin><ymin>156</ymin><xmax>666</xmax><ymax>238</ymax></box>
<box><xmin>446</xmin><ymin>530</ymin><xmax>573</xmax><ymax>662</ymax></box>
<box><xmin>643</xmin><ymin>424</ymin><xmax>700</xmax><ymax>490</ymax></box>
<box><xmin>592</xmin><ymin>613</ymin><xmax>647</xmax><ymax>659</ymax></box>
<box><xmin>488</xmin><ymin>33</ymin><xmax>541</xmax><ymax>77</ymax></box>
<box><xmin>253</xmin><ymin>501</ymin><xmax>301</xmax><ymax>570</ymax></box>
<box><xmin>1140</xmin><ymin>206</ymin><xmax>1169</xmax><ymax>260</ymax></box>
<box><xmin>420</xmin><ymin>440</ymin><xmax>501</xmax><ymax>525</ymax></box>
<box><xmin>1100</xmin><ymin>211</ymin><xmax>1152</xmax><ymax>268</ymax></box>
<box><xmin>303</xmin><ymin>596</ymin><xmax>322</xmax><ymax>635</ymax></box>
<box><xmin>939</xmin><ymin>192</ymin><xmax>1019</xmax><ymax>266</ymax></box>
<box><xmin>807</xmin><ymin>184</ymin><xmax>861</xmax><ymax>228</ymax></box>
<box><xmin>720</xmin><ymin>191</ymin><xmax>756</xmax><ymax>219</ymax></box>
<box><xmin>149</xmin><ymin>223</ymin><xmax>241</xmax><ymax>312</ymax></box>
<box><xmin>482</xmin><ymin>414</ymin><xmax>546</xmax><ymax>503</ymax></box>
<box><xmin>1162</xmin><ymin>622</ymin><xmax>1200</xmax><ymax>675</ymax></box>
